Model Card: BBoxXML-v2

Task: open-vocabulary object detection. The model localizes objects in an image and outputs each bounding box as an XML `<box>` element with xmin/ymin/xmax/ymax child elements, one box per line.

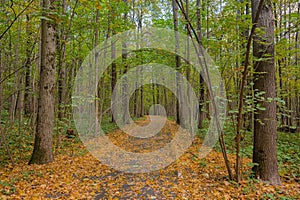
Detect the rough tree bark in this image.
<box><xmin>29</xmin><ymin>0</ymin><xmax>56</xmax><ymax>164</ymax></box>
<box><xmin>252</xmin><ymin>0</ymin><xmax>281</xmax><ymax>185</ymax></box>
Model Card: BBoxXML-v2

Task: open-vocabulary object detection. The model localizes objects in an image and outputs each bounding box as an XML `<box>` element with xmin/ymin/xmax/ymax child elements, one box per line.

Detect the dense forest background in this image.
<box><xmin>0</xmin><ymin>0</ymin><xmax>299</xmax><ymax>198</ymax></box>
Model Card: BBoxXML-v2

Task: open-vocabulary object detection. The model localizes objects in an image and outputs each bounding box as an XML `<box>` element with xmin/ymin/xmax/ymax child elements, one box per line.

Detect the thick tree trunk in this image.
<box><xmin>29</xmin><ymin>0</ymin><xmax>56</xmax><ymax>164</ymax></box>
<box><xmin>252</xmin><ymin>0</ymin><xmax>281</xmax><ymax>185</ymax></box>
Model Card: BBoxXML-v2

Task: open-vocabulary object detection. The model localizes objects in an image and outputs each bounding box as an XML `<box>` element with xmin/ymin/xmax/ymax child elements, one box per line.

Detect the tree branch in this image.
<box><xmin>175</xmin><ymin>0</ymin><xmax>234</xmax><ymax>180</ymax></box>
<box><xmin>0</xmin><ymin>0</ymin><xmax>34</xmax><ymax>41</ymax></box>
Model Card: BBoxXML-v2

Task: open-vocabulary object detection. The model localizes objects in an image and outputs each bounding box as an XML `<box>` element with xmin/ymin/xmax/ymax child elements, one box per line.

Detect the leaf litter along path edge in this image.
<box><xmin>1</xmin><ymin>116</ymin><xmax>299</xmax><ymax>199</ymax></box>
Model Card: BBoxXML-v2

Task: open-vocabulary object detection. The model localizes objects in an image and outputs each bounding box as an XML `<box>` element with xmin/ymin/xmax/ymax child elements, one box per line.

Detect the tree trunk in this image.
<box><xmin>57</xmin><ymin>0</ymin><xmax>67</xmax><ymax>122</ymax></box>
<box><xmin>296</xmin><ymin>2</ymin><xmax>300</xmax><ymax>133</ymax></box>
<box><xmin>252</xmin><ymin>0</ymin><xmax>281</xmax><ymax>185</ymax></box>
<box><xmin>140</xmin><ymin>76</ymin><xmax>144</xmax><ymax>117</ymax></box>
<box><xmin>163</xmin><ymin>78</ymin><xmax>168</xmax><ymax>116</ymax></box>
<box><xmin>122</xmin><ymin>0</ymin><xmax>130</xmax><ymax>124</ymax></box>
<box><xmin>185</xmin><ymin>0</ymin><xmax>192</xmax><ymax>127</ymax></box>
<box><xmin>29</xmin><ymin>0</ymin><xmax>56</xmax><ymax>164</ymax></box>
<box><xmin>94</xmin><ymin>8</ymin><xmax>100</xmax><ymax>136</ymax></box>
<box><xmin>24</xmin><ymin>14</ymin><xmax>33</xmax><ymax>117</ymax></box>
<box><xmin>15</xmin><ymin>21</ymin><xmax>23</xmax><ymax>124</ymax></box>
<box><xmin>109</xmin><ymin>0</ymin><xmax>117</xmax><ymax>123</ymax></box>
<box><xmin>111</xmin><ymin>40</ymin><xmax>117</xmax><ymax>123</ymax></box>
<box><xmin>56</xmin><ymin>0</ymin><xmax>67</xmax><ymax>146</ymax></box>
<box><xmin>0</xmin><ymin>43</ymin><xmax>3</xmax><ymax>123</ymax></box>
<box><xmin>172</xmin><ymin>0</ymin><xmax>181</xmax><ymax>125</ymax></box>
<box><xmin>196</xmin><ymin>0</ymin><xmax>206</xmax><ymax>129</ymax></box>
<box><xmin>134</xmin><ymin>68</ymin><xmax>139</xmax><ymax>117</ymax></box>
<box><xmin>137</xmin><ymin>10</ymin><xmax>144</xmax><ymax>117</ymax></box>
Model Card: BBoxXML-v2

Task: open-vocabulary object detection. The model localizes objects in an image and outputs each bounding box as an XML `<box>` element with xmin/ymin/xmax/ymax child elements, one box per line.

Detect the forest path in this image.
<box><xmin>2</xmin><ymin>116</ymin><xmax>299</xmax><ymax>199</ymax></box>
<box><xmin>94</xmin><ymin>115</ymin><xmax>183</xmax><ymax>199</ymax></box>
<box><xmin>89</xmin><ymin>116</ymin><xmax>228</xmax><ymax>199</ymax></box>
<box><xmin>108</xmin><ymin>115</ymin><xmax>178</xmax><ymax>153</ymax></box>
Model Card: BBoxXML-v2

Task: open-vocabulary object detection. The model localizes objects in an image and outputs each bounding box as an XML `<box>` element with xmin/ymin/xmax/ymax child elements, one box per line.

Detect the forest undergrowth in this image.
<box><xmin>0</xmin><ymin>117</ymin><xmax>299</xmax><ymax>199</ymax></box>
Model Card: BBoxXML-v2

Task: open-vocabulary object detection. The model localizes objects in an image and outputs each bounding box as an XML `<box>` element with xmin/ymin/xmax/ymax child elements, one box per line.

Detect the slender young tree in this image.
<box><xmin>122</xmin><ymin>0</ymin><xmax>130</xmax><ymax>124</ymax></box>
<box><xmin>94</xmin><ymin>6</ymin><xmax>100</xmax><ymax>136</ymax></box>
<box><xmin>251</xmin><ymin>0</ymin><xmax>281</xmax><ymax>185</ymax></box>
<box><xmin>57</xmin><ymin>0</ymin><xmax>67</xmax><ymax>122</ymax></box>
<box><xmin>296</xmin><ymin>2</ymin><xmax>300</xmax><ymax>133</ymax></box>
<box><xmin>24</xmin><ymin>14</ymin><xmax>33</xmax><ymax>117</ymax></box>
<box><xmin>138</xmin><ymin>7</ymin><xmax>144</xmax><ymax>117</ymax></box>
<box><xmin>196</xmin><ymin>0</ymin><xmax>206</xmax><ymax>129</ymax></box>
<box><xmin>172</xmin><ymin>0</ymin><xmax>181</xmax><ymax>125</ymax></box>
<box><xmin>110</xmin><ymin>0</ymin><xmax>117</xmax><ymax>123</ymax></box>
<box><xmin>29</xmin><ymin>0</ymin><xmax>57</xmax><ymax>164</ymax></box>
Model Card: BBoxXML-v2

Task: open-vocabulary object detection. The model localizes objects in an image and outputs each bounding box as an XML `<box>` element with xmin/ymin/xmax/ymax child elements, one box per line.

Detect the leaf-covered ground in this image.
<box><xmin>0</xmin><ymin>117</ymin><xmax>299</xmax><ymax>199</ymax></box>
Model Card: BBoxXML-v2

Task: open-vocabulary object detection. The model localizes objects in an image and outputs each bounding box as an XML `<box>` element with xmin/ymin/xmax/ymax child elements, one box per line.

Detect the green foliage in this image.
<box><xmin>0</xmin><ymin>180</ymin><xmax>16</xmax><ymax>195</ymax></box>
<box><xmin>100</xmin><ymin>116</ymin><xmax>119</xmax><ymax>134</ymax></box>
<box><xmin>202</xmin><ymin>119</ymin><xmax>300</xmax><ymax>181</ymax></box>
<box><xmin>262</xmin><ymin>193</ymin><xmax>275</xmax><ymax>200</ymax></box>
<box><xmin>0</xmin><ymin>122</ymin><xmax>34</xmax><ymax>167</ymax></box>
<box><xmin>198</xmin><ymin>159</ymin><xmax>207</xmax><ymax>168</ymax></box>
<box><xmin>0</xmin><ymin>1</ymin><xmax>299</xmax><ymax>198</ymax></box>
<box><xmin>277</xmin><ymin>132</ymin><xmax>300</xmax><ymax>180</ymax></box>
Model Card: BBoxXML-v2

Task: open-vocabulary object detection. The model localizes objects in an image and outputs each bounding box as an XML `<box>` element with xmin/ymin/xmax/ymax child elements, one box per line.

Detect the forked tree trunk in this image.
<box><xmin>251</xmin><ymin>0</ymin><xmax>281</xmax><ymax>185</ymax></box>
<box><xmin>29</xmin><ymin>0</ymin><xmax>56</xmax><ymax>164</ymax></box>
